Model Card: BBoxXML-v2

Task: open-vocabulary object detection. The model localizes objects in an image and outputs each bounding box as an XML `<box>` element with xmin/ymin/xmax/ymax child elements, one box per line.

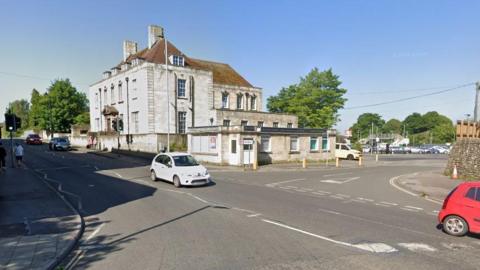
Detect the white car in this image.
<box><xmin>335</xmin><ymin>143</ymin><xmax>361</xmax><ymax>160</ymax></box>
<box><xmin>150</xmin><ymin>152</ymin><xmax>211</xmax><ymax>187</ymax></box>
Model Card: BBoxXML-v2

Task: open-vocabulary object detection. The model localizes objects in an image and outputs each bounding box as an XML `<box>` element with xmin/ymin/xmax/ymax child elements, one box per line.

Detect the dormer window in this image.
<box><xmin>170</xmin><ymin>55</ymin><xmax>185</xmax><ymax>66</ymax></box>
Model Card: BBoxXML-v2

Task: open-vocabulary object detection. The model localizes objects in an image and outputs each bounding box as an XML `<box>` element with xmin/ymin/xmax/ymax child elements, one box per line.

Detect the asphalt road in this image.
<box><xmin>18</xmin><ymin>141</ymin><xmax>480</xmax><ymax>270</ymax></box>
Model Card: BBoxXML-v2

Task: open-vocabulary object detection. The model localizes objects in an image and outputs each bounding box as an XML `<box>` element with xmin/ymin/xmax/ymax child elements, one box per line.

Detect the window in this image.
<box><xmin>95</xmin><ymin>93</ymin><xmax>99</xmax><ymax>108</ymax></box>
<box><xmin>322</xmin><ymin>136</ymin><xmax>329</xmax><ymax>151</ymax></box>
<box><xmin>341</xmin><ymin>145</ymin><xmax>349</xmax><ymax>150</ymax></box>
<box><xmin>132</xmin><ymin>112</ymin><xmax>139</xmax><ymax>133</ymax></box>
<box><xmin>132</xmin><ymin>79</ymin><xmax>137</xmax><ymax>98</ymax></box>
<box><xmin>250</xmin><ymin>96</ymin><xmax>256</xmax><ymax>110</ymax></box>
<box><xmin>466</xmin><ymin>187</ymin><xmax>476</xmax><ymax>200</ymax></box>
<box><xmin>178</xmin><ymin>112</ymin><xmax>186</xmax><ymax>134</ymax></box>
<box><xmin>290</xmin><ymin>137</ymin><xmax>299</xmax><ymax>151</ymax></box>
<box><xmin>257</xmin><ymin>121</ymin><xmax>264</xmax><ymax>128</ymax></box>
<box><xmin>95</xmin><ymin>118</ymin><xmax>100</xmax><ymax>131</ymax></box>
<box><xmin>273</xmin><ymin>122</ymin><xmax>279</xmax><ymax>128</ymax></box>
<box><xmin>177</xmin><ymin>79</ymin><xmax>186</xmax><ymax>98</ymax></box>
<box><xmin>476</xmin><ymin>188</ymin><xmax>480</xmax><ymax>202</ymax></box>
<box><xmin>111</xmin><ymin>84</ymin><xmax>115</xmax><ymax>104</ymax></box>
<box><xmin>231</xmin><ymin>140</ymin><xmax>237</xmax><ymax>154</ymax></box>
<box><xmin>261</xmin><ymin>136</ymin><xmax>271</xmax><ymax>152</ymax></box>
<box><xmin>223</xmin><ymin>119</ymin><xmax>231</xmax><ymax>127</ymax></box>
<box><xmin>310</xmin><ymin>137</ymin><xmax>319</xmax><ymax>151</ymax></box>
<box><xmin>118</xmin><ymin>82</ymin><xmax>123</xmax><ymax>102</ymax></box>
<box><xmin>119</xmin><ymin>114</ymin><xmax>124</xmax><ymax>132</ymax></box>
<box><xmin>241</xmin><ymin>120</ymin><xmax>248</xmax><ymax>126</ymax></box>
<box><xmin>237</xmin><ymin>94</ymin><xmax>243</xmax><ymax>109</ymax></box>
<box><xmin>173</xmin><ymin>55</ymin><xmax>184</xmax><ymax>66</ymax></box>
<box><xmin>222</xmin><ymin>92</ymin><xmax>229</xmax><ymax>108</ymax></box>
<box><xmin>287</xmin><ymin>123</ymin><xmax>293</xmax><ymax>128</ymax></box>
<box><xmin>103</xmin><ymin>87</ymin><xmax>107</xmax><ymax>105</ymax></box>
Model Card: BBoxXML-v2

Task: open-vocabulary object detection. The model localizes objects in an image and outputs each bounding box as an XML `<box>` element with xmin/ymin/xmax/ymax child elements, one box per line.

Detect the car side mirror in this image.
<box><xmin>167</xmin><ymin>162</ymin><xmax>172</xmax><ymax>168</ymax></box>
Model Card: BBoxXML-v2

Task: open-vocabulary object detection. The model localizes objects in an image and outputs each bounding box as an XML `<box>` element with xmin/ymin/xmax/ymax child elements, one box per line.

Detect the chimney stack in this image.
<box><xmin>148</xmin><ymin>25</ymin><xmax>164</xmax><ymax>49</ymax></box>
<box><xmin>123</xmin><ymin>40</ymin><xmax>138</xmax><ymax>61</ymax></box>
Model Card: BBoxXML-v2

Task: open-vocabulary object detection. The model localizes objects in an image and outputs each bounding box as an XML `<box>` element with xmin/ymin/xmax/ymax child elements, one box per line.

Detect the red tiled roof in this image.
<box><xmin>117</xmin><ymin>39</ymin><xmax>253</xmax><ymax>88</ymax></box>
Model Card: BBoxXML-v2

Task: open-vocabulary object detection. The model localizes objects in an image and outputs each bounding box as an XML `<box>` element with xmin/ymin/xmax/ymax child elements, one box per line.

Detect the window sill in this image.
<box><xmin>289</xmin><ymin>151</ymin><xmax>300</xmax><ymax>154</ymax></box>
<box><xmin>132</xmin><ymin>97</ymin><xmax>137</xmax><ymax>100</ymax></box>
<box><xmin>309</xmin><ymin>150</ymin><xmax>320</xmax><ymax>153</ymax></box>
<box><xmin>177</xmin><ymin>96</ymin><xmax>188</xmax><ymax>100</ymax></box>
<box><xmin>260</xmin><ymin>151</ymin><xmax>272</xmax><ymax>154</ymax></box>
<box><xmin>118</xmin><ymin>101</ymin><xmax>124</xmax><ymax>104</ymax></box>
<box><xmin>111</xmin><ymin>103</ymin><xmax>116</xmax><ymax>105</ymax></box>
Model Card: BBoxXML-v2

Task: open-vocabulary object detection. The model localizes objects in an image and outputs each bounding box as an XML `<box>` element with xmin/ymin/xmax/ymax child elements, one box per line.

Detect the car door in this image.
<box><xmin>163</xmin><ymin>155</ymin><xmax>174</xmax><ymax>182</ymax></box>
<box><xmin>460</xmin><ymin>187</ymin><xmax>480</xmax><ymax>226</ymax></box>
<box><xmin>153</xmin><ymin>155</ymin><xmax>168</xmax><ymax>180</ymax></box>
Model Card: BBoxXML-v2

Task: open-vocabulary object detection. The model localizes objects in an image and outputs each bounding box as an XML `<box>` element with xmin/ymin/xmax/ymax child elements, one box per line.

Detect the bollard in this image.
<box><xmin>253</xmin><ymin>160</ymin><xmax>257</xmax><ymax>171</ymax></box>
<box><xmin>335</xmin><ymin>157</ymin><xmax>340</xmax><ymax>168</ymax></box>
<box><xmin>358</xmin><ymin>156</ymin><xmax>362</xmax><ymax>166</ymax></box>
<box><xmin>375</xmin><ymin>154</ymin><xmax>378</xmax><ymax>162</ymax></box>
<box><xmin>302</xmin><ymin>157</ymin><xmax>307</xmax><ymax>169</ymax></box>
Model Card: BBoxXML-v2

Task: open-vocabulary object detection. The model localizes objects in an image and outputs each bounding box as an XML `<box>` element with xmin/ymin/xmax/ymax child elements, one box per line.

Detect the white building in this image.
<box><xmin>89</xmin><ymin>25</ymin><xmax>296</xmax><ymax>137</ymax></box>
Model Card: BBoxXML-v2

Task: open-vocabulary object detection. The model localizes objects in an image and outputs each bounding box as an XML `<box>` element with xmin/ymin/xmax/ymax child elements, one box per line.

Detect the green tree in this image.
<box><xmin>44</xmin><ymin>79</ymin><xmax>88</xmax><ymax>133</ymax></box>
<box><xmin>74</xmin><ymin>112</ymin><xmax>90</xmax><ymax>125</ymax></box>
<box><xmin>267</xmin><ymin>68</ymin><xmax>347</xmax><ymax>128</ymax></box>
<box><xmin>6</xmin><ymin>99</ymin><xmax>30</xmax><ymax>131</ymax></box>
<box><xmin>403</xmin><ymin>113</ymin><xmax>426</xmax><ymax>134</ymax></box>
<box><xmin>350</xmin><ymin>113</ymin><xmax>385</xmax><ymax>142</ymax></box>
<box><xmin>29</xmin><ymin>89</ymin><xmax>47</xmax><ymax>129</ymax></box>
<box><xmin>382</xmin><ymin>118</ymin><xmax>402</xmax><ymax>134</ymax></box>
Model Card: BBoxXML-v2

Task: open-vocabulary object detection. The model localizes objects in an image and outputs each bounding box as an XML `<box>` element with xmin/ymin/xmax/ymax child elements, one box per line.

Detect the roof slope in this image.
<box><xmin>118</xmin><ymin>39</ymin><xmax>253</xmax><ymax>88</ymax></box>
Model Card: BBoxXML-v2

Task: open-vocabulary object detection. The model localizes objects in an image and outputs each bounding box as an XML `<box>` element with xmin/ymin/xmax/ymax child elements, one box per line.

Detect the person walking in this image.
<box><xmin>0</xmin><ymin>141</ymin><xmax>6</xmax><ymax>172</ymax></box>
<box><xmin>14</xmin><ymin>143</ymin><xmax>24</xmax><ymax>168</ymax></box>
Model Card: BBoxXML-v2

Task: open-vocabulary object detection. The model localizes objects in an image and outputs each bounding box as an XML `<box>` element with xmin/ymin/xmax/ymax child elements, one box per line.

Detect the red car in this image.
<box><xmin>438</xmin><ymin>182</ymin><xmax>480</xmax><ymax>236</ymax></box>
<box><xmin>26</xmin><ymin>134</ymin><xmax>42</xmax><ymax>145</ymax></box>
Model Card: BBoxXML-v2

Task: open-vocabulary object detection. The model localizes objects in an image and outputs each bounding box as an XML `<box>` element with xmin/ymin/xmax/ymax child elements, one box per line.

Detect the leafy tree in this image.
<box><xmin>403</xmin><ymin>113</ymin><xmax>426</xmax><ymax>134</ymax></box>
<box><xmin>6</xmin><ymin>99</ymin><xmax>30</xmax><ymax>131</ymax></box>
<box><xmin>382</xmin><ymin>119</ymin><xmax>402</xmax><ymax>134</ymax></box>
<box><xmin>432</xmin><ymin>123</ymin><xmax>455</xmax><ymax>143</ymax></box>
<box><xmin>29</xmin><ymin>89</ymin><xmax>46</xmax><ymax>129</ymax></box>
<box><xmin>46</xmin><ymin>79</ymin><xmax>88</xmax><ymax>133</ymax></box>
<box><xmin>267</xmin><ymin>68</ymin><xmax>347</xmax><ymax>128</ymax></box>
<box><xmin>350</xmin><ymin>113</ymin><xmax>385</xmax><ymax>142</ymax></box>
<box><xmin>74</xmin><ymin>112</ymin><xmax>90</xmax><ymax>125</ymax></box>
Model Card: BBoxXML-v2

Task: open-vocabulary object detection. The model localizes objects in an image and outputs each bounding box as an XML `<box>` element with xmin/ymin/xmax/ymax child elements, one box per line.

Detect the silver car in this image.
<box><xmin>49</xmin><ymin>137</ymin><xmax>71</xmax><ymax>151</ymax></box>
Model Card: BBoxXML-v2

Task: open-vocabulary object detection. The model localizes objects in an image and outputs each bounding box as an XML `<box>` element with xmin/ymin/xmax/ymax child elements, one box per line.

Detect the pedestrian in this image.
<box><xmin>0</xmin><ymin>141</ymin><xmax>6</xmax><ymax>172</ymax></box>
<box><xmin>14</xmin><ymin>143</ymin><xmax>24</xmax><ymax>168</ymax></box>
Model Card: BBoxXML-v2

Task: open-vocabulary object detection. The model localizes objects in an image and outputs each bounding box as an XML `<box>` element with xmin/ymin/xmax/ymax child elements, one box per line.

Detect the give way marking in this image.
<box><xmin>321</xmin><ymin>176</ymin><xmax>360</xmax><ymax>184</ymax></box>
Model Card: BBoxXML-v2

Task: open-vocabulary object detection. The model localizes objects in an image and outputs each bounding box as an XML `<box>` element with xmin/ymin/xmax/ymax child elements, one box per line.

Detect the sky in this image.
<box><xmin>1</xmin><ymin>0</ymin><xmax>479</xmax><ymax>133</ymax></box>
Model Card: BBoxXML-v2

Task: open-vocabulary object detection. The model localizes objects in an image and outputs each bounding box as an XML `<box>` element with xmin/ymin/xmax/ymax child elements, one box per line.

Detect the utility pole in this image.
<box><xmin>475</xmin><ymin>82</ymin><xmax>480</xmax><ymax>122</ymax></box>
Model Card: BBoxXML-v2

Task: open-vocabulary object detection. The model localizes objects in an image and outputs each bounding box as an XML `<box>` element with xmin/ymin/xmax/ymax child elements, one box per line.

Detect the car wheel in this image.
<box><xmin>347</xmin><ymin>154</ymin><xmax>354</xmax><ymax>160</ymax></box>
<box><xmin>150</xmin><ymin>170</ymin><xmax>157</xmax><ymax>181</ymax></box>
<box><xmin>443</xmin><ymin>215</ymin><xmax>469</xmax><ymax>236</ymax></box>
<box><xmin>173</xmin><ymin>175</ymin><xmax>181</xmax><ymax>188</ymax></box>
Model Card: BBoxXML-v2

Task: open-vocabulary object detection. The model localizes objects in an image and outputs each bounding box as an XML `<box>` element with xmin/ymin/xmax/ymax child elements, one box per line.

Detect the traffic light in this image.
<box><xmin>4</xmin><ymin>114</ymin><xmax>21</xmax><ymax>131</ymax></box>
<box><xmin>118</xmin><ymin>119</ymin><xmax>124</xmax><ymax>131</ymax></box>
<box><xmin>112</xmin><ymin>119</ymin><xmax>118</xmax><ymax>131</ymax></box>
<box><xmin>15</xmin><ymin>117</ymin><xmax>21</xmax><ymax>129</ymax></box>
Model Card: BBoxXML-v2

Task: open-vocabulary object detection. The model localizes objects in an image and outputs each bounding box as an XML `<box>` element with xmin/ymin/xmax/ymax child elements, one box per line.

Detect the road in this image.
<box><xmin>19</xmin><ymin>141</ymin><xmax>480</xmax><ymax>270</ymax></box>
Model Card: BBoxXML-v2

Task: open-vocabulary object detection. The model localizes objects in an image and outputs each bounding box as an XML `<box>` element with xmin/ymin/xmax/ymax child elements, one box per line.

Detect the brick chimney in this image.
<box><xmin>123</xmin><ymin>40</ymin><xmax>138</xmax><ymax>61</ymax></box>
<box><xmin>148</xmin><ymin>25</ymin><xmax>164</xmax><ymax>49</ymax></box>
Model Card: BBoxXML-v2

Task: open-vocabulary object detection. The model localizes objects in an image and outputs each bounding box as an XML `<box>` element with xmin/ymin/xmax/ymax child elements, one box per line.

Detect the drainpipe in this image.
<box><xmin>126</xmin><ymin>77</ymin><xmax>130</xmax><ymax>147</ymax></box>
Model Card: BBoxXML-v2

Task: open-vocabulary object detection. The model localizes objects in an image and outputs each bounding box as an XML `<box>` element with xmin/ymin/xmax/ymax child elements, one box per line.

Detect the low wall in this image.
<box><xmin>445</xmin><ymin>138</ymin><xmax>480</xmax><ymax>179</ymax></box>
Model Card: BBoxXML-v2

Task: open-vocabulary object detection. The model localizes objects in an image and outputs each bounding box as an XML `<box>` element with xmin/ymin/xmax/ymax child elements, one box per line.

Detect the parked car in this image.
<box><xmin>335</xmin><ymin>143</ymin><xmax>361</xmax><ymax>160</ymax></box>
<box><xmin>25</xmin><ymin>134</ymin><xmax>42</xmax><ymax>145</ymax></box>
<box><xmin>438</xmin><ymin>182</ymin><xmax>480</xmax><ymax>236</ymax></box>
<box><xmin>49</xmin><ymin>137</ymin><xmax>71</xmax><ymax>151</ymax></box>
<box><xmin>150</xmin><ymin>152</ymin><xmax>210</xmax><ymax>187</ymax></box>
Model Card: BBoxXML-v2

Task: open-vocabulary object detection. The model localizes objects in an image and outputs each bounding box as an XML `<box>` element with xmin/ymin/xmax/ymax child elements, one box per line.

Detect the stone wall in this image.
<box><xmin>445</xmin><ymin>138</ymin><xmax>480</xmax><ymax>179</ymax></box>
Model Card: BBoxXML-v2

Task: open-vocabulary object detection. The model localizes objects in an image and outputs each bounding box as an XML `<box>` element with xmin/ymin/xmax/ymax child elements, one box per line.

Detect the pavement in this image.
<box><xmin>393</xmin><ymin>170</ymin><xmax>464</xmax><ymax>202</ymax></box>
<box><xmin>7</xmin><ymin>143</ymin><xmax>480</xmax><ymax>270</ymax></box>
<box><xmin>0</xmin><ymin>140</ymin><xmax>83</xmax><ymax>270</ymax></box>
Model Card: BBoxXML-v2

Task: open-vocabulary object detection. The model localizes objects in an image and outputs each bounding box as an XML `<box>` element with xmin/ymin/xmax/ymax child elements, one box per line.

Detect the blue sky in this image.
<box><xmin>1</xmin><ymin>0</ymin><xmax>479</xmax><ymax>132</ymax></box>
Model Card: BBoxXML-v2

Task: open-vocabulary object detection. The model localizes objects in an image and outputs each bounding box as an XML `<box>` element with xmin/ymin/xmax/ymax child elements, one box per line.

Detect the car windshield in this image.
<box><xmin>58</xmin><ymin>139</ymin><xmax>68</xmax><ymax>143</ymax></box>
<box><xmin>173</xmin><ymin>155</ymin><xmax>199</xmax><ymax>166</ymax></box>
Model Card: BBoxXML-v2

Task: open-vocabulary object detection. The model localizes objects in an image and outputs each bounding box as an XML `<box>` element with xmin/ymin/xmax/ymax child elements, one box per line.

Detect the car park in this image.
<box><xmin>25</xmin><ymin>134</ymin><xmax>42</xmax><ymax>145</ymax></box>
<box><xmin>438</xmin><ymin>182</ymin><xmax>480</xmax><ymax>236</ymax></box>
<box><xmin>150</xmin><ymin>152</ymin><xmax>210</xmax><ymax>187</ymax></box>
<box><xmin>49</xmin><ymin>137</ymin><xmax>71</xmax><ymax>151</ymax></box>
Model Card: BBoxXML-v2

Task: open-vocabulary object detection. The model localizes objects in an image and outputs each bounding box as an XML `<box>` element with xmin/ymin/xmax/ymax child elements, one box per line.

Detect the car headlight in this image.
<box><xmin>205</xmin><ymin>170</ymin><xmax>209</xmax><ymax>176</ymax></box>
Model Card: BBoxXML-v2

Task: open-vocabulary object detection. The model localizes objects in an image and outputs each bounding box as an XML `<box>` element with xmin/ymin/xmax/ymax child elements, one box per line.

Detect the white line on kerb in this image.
<box><xmin>389</xmin><ymin>174</ymin><xmax>442</xmax><ymax>205</ymax></box>
<box><xmin>261</xmin><ymin>219</ymin><xmax>397</xmax><ymax>253</ymax></box>
<box><xmin>247</xmin><ymin>213</ymin><xmax>261</xmax><ymax>218</ymax></box>
<box><xmin>86</xmin><ymin>223</ymin><xmax>105</xmax><ymax>241</ymax></box>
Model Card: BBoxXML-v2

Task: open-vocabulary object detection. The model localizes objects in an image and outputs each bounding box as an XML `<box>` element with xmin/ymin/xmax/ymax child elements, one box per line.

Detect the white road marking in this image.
<box><xmin>400</xmin><ymin>207</ymin><xmax>419</xmax><ymax>212</ymax></box>
<box><xmin>266</xmin><ymin>178</ymin><xmax>305</xmax><ymax>187</ymax></box>
<box><xmin>441</xmin><ymin>242</ymin><xmax>472</xmax><ymax>250</ymax></box>
<box><xmin>336</xmin><ymin>194</ymin><xmax>350</xmax><ymax>198</ymax></box>
<box><xmin>330</xmin><ymin>195</ymin><xmax>346</xmax><ymax>200</ymax></box>
<box><xmin>312</xmin><ymin>192</ymin><xmax>328</xmax><ymax>196</ymax></box>
<box><xmin>261</xmin><ymin>219</ymin><xmax>397</xmax><ymax>253</ymax></box>
<box><xmin>398</xmin><ymin>243</ymin><xmax>437</xmax><ymax>252</ymax></box>
<box><xmin>404</xmin><ymin>206</ymin><xmax>423</xmax><ymax>211</ymax></box>
<box><xmin>279</xmin><ymin>186</ymin><xmax>291</xmax><ymax>189</ymax></box>
<box><xmin>349</xmin><ymin>199</ymin><xmax>366</xmax><ymax>203</ymax></box>
<box><xmin>375</xmin><ymin>203</ymin><xmax>391</xmax><ymax>207</ymax></box>
<box><xmin>357</xmin><ymin>197</ymin><xmax>374</xmax><ymax>202</ymax></box>
<box><xmin>432</xmin><ymin>210</ymin><xmax>439</xmax><ymax>214</ymax></box>
<box><xmin>316</xmin><ymin>190</ymin><xmax>331</xmax><ymax>194</ymax></box>
<box><xmin>389</xmin><ymin>174</ymin><xmax>442</xmax><ymax>205</ymax></box>
<box><xmin>247</xmin><ymin>213</ymin><xmax>261</xmax><ymax>218</ymax></box>
<box><xmin>302</xmin><ymin>188</ymin><xmax>314</xmax><ymax>191</ymax></box>
<box><xmin>321</xmin><ymin>180</ymin><xmax>343</xmax><ymax>184</ymax></box>
<box><xmin>379</xmin><ymin>201</ymin><xmax>398</xmax><ymax>206</ymax></box>
<box><xmin>321</xmin><ymin>177</ymin><xmax>360</xmax><ymax>184</ymax></box>
<box><xmin>323</xmin><ymin>172</ymin><xmax>353</xmax><ymax>177</ymax></box>
<box><xmin>113</xmin><ymin>172</ymin><xmax>123</xmax><ymax>178</ymax></box>
<box><xmin>322</xmin><ymin>209</ymin><xmax>341</xmax><ymax>215</ymax></box>
<box><xmin>86</xmin><ymin>223</ymin><xmax>105</xmax><ymax>241</ymax></box>
<box><xmin>285</xmin><ymin>186</ymin><xmax>298</xmax><ymax>189</ymax></box>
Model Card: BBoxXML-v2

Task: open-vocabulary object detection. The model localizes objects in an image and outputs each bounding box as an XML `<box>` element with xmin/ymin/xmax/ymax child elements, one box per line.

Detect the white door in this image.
<box><xmin>229</xmin><ymin>139</ymin><xmax>239</xmax><ymax>165</ymax></box>
<box><xmin>243</xmin><ymin>138</ymin><xmax>254</xmax><ymax>165</ymax></box>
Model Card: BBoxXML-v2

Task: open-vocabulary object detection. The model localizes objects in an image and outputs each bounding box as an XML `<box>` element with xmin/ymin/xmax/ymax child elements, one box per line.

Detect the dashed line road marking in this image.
<box><xmin>266</xmin><ymin>178</ymin><xmax>306</xmax><ymax>187</ymax></box>
<box><xmin>379</xmin><ymin>201</ymin><xmax>398</xmax><ymax>206</ymax></box>
<box><xmin>375</xmin><ymin>203</ymin><xmax>391</xmax><ymax>207</ymax></box>
<box><xmin>400</xmin><ymin>207</ymin><xmax>419</xmax><ymax>212</ymax></box>
<box><xmin>336</xmin><ymin>194</ymin><xmax>350</xmax><ymax>198</ymax></box>
<box><xmin>330</xmin><ymin>195</ymin><xmax>346</xmax><ymax>200</ymax></box>
<box><xmin>398</xmin><ymin>243</ymin><xmax>437</xmax><ymax>252</ymax></box>
<box><xmin>312</xmin><ymin>192</ymin><xmax>328</xmax><ymax>196</ymax></box>
<box><xmin>404</xmin><ymin>206</ymin><xmax>423</xmax><ymax>211</ymax></box>
<box><xmin>357</xmin><ymin>197</ymin><xmax>374</xmax><ymax>202</ymax></box>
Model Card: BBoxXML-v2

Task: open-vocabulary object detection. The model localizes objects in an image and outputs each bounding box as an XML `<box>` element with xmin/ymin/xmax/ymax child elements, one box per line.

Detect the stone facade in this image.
<box><xmin>215</xmin><ymin>109</ymin><xmax>298</xmax><ymax>128</ymax></box>
<box><xmin>445</xmin><ymin>138</ymin><xmax>480</xmax><ymax>179</ymax></box>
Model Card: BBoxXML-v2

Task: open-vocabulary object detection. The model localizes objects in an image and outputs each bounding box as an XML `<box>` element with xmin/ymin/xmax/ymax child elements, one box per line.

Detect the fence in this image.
<box><xmin>456</xmin><ymin>120</ymin><xmax>480</xmax><ymax>138</ymax></box>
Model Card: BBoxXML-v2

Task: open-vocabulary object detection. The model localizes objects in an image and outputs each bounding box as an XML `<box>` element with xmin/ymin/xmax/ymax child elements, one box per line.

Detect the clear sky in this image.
<box><xmin>1</xmin><ymin>0</ymin><xmax>479</xmax><ymax>132</ymax></box>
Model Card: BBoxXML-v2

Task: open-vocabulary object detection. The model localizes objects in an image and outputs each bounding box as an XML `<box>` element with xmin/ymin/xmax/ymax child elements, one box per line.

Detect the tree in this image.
<box><xmin>29</xmin><ymin>89</ymin><xmax>46</xmax><ymax>129</ymax></box>
<box><xmin>382</xmin><ymin>119</ymin><xmax>402</xmax><ymax>134</ymax></box>
<box><xmin>47</xmin><ymin>79</ymin><xmax>88</xmax><ymax>133</ymax></box>
<box><xmin>267</xmin><ymin>68</ymin><xmax>347</xmax><ymax>128</ymax></box>
<box><xmin>403</xmin><ymin>113</ymin><xmax>426</xmax><ymax>134</ymax></box>
<box><xmin>74</xmin><ymin>112</ymin><xmax>90</xmax><ymax>125</ymax></box>
<box><xmin>350</xmin><ymin>113</ymin><xmax>385</xmax><ymax>142</ymax></box>
<box><xmin>6</xmin><ymin>99</ymin><xmax>30</xmax><ymax>131</ymax></box>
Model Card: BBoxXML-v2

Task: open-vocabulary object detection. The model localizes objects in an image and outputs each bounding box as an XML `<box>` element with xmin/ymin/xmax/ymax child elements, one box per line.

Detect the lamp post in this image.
<box><xmin>165</xmin><ymin>36</ymin><xmax>170</xmax><ymax>152</ymax></box>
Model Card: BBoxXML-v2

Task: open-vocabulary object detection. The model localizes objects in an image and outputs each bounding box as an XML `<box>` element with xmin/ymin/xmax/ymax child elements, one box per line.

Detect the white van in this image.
<box><xmin>335</xmin><ymin>143</ymin><xmax>361</xmax><ymax>160</ymax></box>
